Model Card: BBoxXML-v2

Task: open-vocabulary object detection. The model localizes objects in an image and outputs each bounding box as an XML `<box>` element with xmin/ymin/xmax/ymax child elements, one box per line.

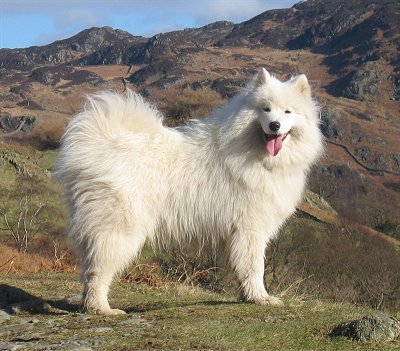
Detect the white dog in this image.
<box><xmin>55</xmin><ymin>68</ymin><xmax>323</xmax><ymax>315</ymax></box>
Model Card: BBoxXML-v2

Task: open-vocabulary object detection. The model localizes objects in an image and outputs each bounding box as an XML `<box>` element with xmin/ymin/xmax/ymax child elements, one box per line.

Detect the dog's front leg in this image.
<box><xmin>229</xmin><ymin>230</ymin><xmax>283</xmax><ymax>306</ymax></box>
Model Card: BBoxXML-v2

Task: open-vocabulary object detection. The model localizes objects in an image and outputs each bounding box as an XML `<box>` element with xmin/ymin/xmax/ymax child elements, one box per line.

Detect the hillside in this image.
<box><xmin>0</xmin><ymin>273</ymin><xmax>399</xmax><ymax>351</ymax></box>
<box><xmin>0</xmin><ymin>0</ymin><xmax>399</xmax><ymax>319</ymax></box>
<box><xmin>1</xmin><ymin>0</ymin><xmax>399</xmax><ymax>230</ymax></box>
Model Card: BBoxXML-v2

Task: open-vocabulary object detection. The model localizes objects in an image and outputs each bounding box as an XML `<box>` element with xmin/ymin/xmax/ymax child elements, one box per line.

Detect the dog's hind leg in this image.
<box><xmin>79</xmin><ymin>229</ymin><xmax>147</xmax><ymax>315</ymax></box>
<box><xmin>228</xmin><ymin>230</ymin><xmax>283</xmax><ymax>306</ymax></box>
<box><xmin>68</xmin><ymin>182</ymin><xmax>150</xmax><ymax>315</ymax></box>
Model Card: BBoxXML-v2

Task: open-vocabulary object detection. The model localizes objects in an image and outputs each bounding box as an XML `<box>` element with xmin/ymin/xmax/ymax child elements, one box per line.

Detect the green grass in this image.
<box><xmin>0</xmin><ymin>142</ymin><xmax>66</xmax><ymax>243</ymax></box>
<box><xmin>35</xmin><ymin>149</ymin><xmax>59</xmax><ymax>171</ymax></box>
<box><xmin>1</xmin><ymin>273</ymin><xmax>399</xmax><ymax>351</ymax></box>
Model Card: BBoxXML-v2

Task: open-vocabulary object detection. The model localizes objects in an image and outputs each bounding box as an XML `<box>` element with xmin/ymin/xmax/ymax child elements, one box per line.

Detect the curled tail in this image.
<box><xmin>76</xmin><ymin>90</ymin><xmax>164</xmax><ymax>137</ymax></box>
<box><xmin>54</xmin><ymin>90</ymin><xmax>167</xmax><ymax>184</ymax></box>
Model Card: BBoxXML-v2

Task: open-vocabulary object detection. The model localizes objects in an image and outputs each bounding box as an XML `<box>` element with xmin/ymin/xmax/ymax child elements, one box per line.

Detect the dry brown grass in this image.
<box><xmin>74</xmin><ymin>64</ymin><xmax>137</xmax><ymax>80</ymax></box>
<box><xmin>157</xmin><ymin>87</ymin><xmax>225</xmax><ymax>126</ymax></box>
<box><xmin>0</xmin><ymin>243</ymin><xmax>76</xmax><ymax>274</ymax></box>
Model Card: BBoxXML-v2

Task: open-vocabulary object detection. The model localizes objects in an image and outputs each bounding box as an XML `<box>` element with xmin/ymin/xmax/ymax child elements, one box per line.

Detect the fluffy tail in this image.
<box><xmin>54</xmin><ymin>90</ymin><xmax>165</xmax><ymax>183</ymax></box>
<box><xmin>76</xmin><ymin>90</ymin><xmax>164</xmax><ymax>137</ymax></box>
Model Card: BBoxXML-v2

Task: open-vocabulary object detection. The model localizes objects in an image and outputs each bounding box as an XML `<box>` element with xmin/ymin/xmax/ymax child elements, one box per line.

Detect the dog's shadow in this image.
<box><xmin>0</xmin><ymin>284</ymin><xmax>238</xmax><ymax>316</ymax></box>
<box><xmin>0</xmin><ymin>284</ymin><xmax>80</xmax><ymax>315</ymax></box>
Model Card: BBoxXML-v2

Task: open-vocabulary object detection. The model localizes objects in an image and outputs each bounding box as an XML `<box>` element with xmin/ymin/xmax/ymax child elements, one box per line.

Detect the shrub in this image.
<box><xmin>147</xmin><ymin>217</ymin><xmax>400</xmax><ymax>310</ymax></box>
<box><xmin>28</xmin><ymin>123</ymin><xmax>64</xmax><ymax>150</ymax></box>
<box><xmin>265</xmin><ymin>218</ymin><xmax>400</xmax><ymax>310</ymax></box>
<box><xmin>154</xmin><ymin>246</ymin><xmax>227</xmax><ymax>293</ymax></box>
<box><xmin>158</xmin><ymin>87</ymin><xmax>225</xmax><ymax>125</ymax></box>
<box><xmin>0</xmin><ymin>177</ymin><xmax>65</xmax><ymax>253</ymax></box>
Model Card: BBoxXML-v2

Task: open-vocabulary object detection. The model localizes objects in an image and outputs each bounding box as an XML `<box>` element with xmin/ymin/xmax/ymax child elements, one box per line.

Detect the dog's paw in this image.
<box><xmin>255</xmin><ymin>295</ymin><xmax>284</xmax><ymax>306</ymax></box>
<box><xmin>81</xmin><ymin>305</ymin><xmax>127</xmax><ymax>316</ymax></box>
<box><xmin>102</xmin><ymin>308</ymin><xmax>127</xmax><ymax>316</ymax></box>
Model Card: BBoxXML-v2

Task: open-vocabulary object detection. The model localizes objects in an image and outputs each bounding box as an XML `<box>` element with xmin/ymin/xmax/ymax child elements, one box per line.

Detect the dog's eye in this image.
<box><xmin>264</xmin><ymin>107</ymin><xmax>271</xmax><ymax>112</ymax></box>
<box><xmin>285</xmin><ymin>110</ymin><xmax>292</xmax><ymax>114</ymax></box>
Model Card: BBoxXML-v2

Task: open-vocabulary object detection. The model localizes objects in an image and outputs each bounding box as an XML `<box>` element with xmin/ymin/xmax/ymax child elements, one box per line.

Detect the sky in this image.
<box><xmin>0</xmin><ymin>0</ymin><xmax>297</xmax><ymax>49</ymax></box>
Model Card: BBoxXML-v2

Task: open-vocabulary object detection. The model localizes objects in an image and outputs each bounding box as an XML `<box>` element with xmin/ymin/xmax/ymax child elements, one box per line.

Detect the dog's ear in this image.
<box><xmin>254</xmin><ymin>68</ymin><xmax>271</xmax><ymax>88</ymax></box>
<box><xmin>291</xmin><ymin>74</ymin><xmax>311</xmax><ymax>97</ymax></box>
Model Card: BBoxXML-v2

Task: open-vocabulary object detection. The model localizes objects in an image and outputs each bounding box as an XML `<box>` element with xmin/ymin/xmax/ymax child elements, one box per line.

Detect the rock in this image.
<box><xmin>127</xmin><ymin>59</ymin><xmax>180</xmax><ymax>85</ymax></box>
<box><xmin>303</xmin><ymin>190</ymin><xmax>338</xmax><ymax>215</ymax></box>
<box><xmin>354</xmin><ymin>147</ymin><xmax>399</xmax><ymax>172</ymax></box>
<box><xmin>29</xmin><ymin>65</ymin><xmax>73</xmax><ymax>85</ymax></box>
<box><xmin>0</xmin><ymin>115</ymin><xmax>36</xmax><ymax>134</ymax></box>
<box><xmin>184</xmin><ymin>77</ymin><xmax>248</xmax><ymax>98</ymax></box>
<box><xmin>19</xmin><ymin>116</ymin><xmax>36</xmax><ymax>132</ymax></box>
<box><xmin>118</xmin><ymin>314</ymin><xmax>152</xmax><ymax>327</ymax></box>
<box><xmin>0</xmin><ymin>116</ymin><xmax>20</xmax><ymax>132</ymax></box>
<box><xmin>390</xmin><ymin>74</ymin><xmax>400</xmax><ymax>101</ymax></box>
<box><xmin>0</xmin><ymin>111</ymin><xmax>11</xmax><ymax>119</ymax></box>
<box><xmin>0</xmin><ymin>310</ymin><xmax>10</xmax><ymax>324</ymax></box>
<box><xmin>12</xmin><ymin>333</ymin><xmax>44</xmax><ymax>341</ymax></box>
<box><xmin>210</xmin><ymin>78</ymin><xmax>248</xmax><ymax>98</ymax></box>
<box><xmin>90</xmin><ymin>326</ymin><xmax>113</xmax><ymax>333</ymax></box>
<box><xmin>0</xmin><ymin>342</ymin><xmax>21</xmax><ymax>351</ymax></box>
<box><xmin>330</xmin><ymin>312</ymin><xmax>400</xmax><ymax>342</ymax></box>
<box><xmin>342</xmin><ymin>70</ymin><xmax>381</xmax><ymax>101</ymax></box>
<box><xmin>320</xmin><ymin>107</ymin><xmax>346</xmax><ymax>139</ymax></box>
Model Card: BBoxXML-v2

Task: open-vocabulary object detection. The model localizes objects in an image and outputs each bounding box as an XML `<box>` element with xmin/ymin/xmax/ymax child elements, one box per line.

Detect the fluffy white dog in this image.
<box><xmin>55</xmin><ymin>68</ymin><xmax>323</xmax><ymax>315</ymax></box>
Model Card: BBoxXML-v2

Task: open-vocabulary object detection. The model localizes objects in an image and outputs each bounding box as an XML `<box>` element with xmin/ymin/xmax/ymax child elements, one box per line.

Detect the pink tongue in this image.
<box><xmin>266</xmin><ymin>135</ymin><xmax>283</xmax><ymax>156</ymax></box>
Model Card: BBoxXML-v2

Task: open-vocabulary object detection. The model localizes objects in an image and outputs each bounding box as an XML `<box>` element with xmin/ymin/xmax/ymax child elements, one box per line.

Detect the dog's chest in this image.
<box><xmin>259</xmin><ymin>170</ymin><xmax>306</xmax><ymax>217</ymax></box>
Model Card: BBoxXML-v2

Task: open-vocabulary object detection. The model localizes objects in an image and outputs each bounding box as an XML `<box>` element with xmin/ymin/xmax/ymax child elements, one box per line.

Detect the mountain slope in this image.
<box><xmin>0</xmin><ymin>26</ymin><xmax>145</xmax><ymax>69</ymax></box>
<box><xmin>0</xmin><ymin>0</ymin><xmax>399</xmax><ymax>236</ymax></box>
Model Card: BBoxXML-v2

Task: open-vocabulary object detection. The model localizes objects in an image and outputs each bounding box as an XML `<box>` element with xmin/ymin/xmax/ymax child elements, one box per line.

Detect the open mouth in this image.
<box><xmin>262</xmin><ymin>131</ymin><xmax>289</xmax><ymax>156</ymax></box>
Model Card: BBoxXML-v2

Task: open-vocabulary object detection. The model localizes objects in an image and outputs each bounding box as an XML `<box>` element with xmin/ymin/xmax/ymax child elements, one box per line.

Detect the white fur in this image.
<box><xmin>55</xmin><ymin>68</ymin><xmax>323</xmax><ymax>315</ymax></box>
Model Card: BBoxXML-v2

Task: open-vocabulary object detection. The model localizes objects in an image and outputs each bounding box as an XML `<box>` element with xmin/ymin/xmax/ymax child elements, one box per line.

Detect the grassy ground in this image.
<box><xmin>1</xmin><ymin>273</ymin><xmax>399</xmax><ymax>351</ymax></box>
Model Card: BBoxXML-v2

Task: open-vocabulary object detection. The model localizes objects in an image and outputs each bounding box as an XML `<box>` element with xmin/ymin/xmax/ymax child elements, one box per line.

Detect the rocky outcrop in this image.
<box><xmin>0</xmin><ymin>115</ymin><xmax>36</xmax><ymax>134</ymax></box>
<box><xmin>0</xmin><ymin>27</ymin><xmax>144</xmax><ymax>69</ymax></box>
<box><xmin>342</xmin><ymin>70</ymin><xmax>382</xmax><ymax>101</ymax></box>
<box><xmin>29</xmin><ymin>65</ymin><xmax>104</xmax><ymax>87</ymax></box>
<box><xmin>185</xmin><ymin>77</ymin><xmax>248</xmax><ymax>98</ymax></box>
<box><xmin>354</xmin><ymin>146</ymin><xmax>400</xmax><ymax>173</ymax></box>
<box><xmin>320</xmin><ymin>107</ymin><xmax>347</xmax><ymax>140</ymax></box>
<box><xmin>0</xmin><ymin>0</ymin><xmax>397</xmax><ymax>108</ymax></box>
<box><xmin>29</xmin><ymin>65</ymin><xmax>74</xmax><ymax>85</ymax></box>
<box><xmin>219</xmin><ymin>0</ymin><xmax>398</xmax><ymax>56</ymax></box>
<box><xmin>128</xmin><ymin>60</ymin><xmax>180</xmax><ymax>86</ymax></box>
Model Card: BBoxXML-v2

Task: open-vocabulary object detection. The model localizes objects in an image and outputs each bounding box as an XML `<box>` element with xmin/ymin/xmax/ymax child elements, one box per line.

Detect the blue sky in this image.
<box><xmin>0</xmin><ymin>0</ymin><xmax>297</xmax><ymax>49</ymax></box>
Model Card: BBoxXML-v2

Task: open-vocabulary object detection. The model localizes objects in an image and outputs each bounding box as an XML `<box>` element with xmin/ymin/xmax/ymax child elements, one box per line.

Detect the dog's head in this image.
<box><xmin>248</xmin><ymin>68</ymin><xmax>316</xmax><ymax>156</ymax></box>
<box><xmin>216</xmin><ymin>68</ymin><xmax>323</xmax><ymax>182</ymax></box>
<box><xmin>245</xmin><ymin>68</ymin><xmax>323</xmax><ymax>168</ymax></box>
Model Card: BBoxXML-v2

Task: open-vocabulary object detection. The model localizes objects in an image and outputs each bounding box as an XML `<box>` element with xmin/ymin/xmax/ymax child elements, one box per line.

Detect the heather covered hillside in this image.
<box><xmin>0</xmin><ymin>2</ymin><xmax>399</xmax><ymax>348</ymax></box>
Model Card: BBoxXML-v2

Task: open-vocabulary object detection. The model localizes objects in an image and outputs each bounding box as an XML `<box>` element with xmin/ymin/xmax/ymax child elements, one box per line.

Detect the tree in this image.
<box><xmin>0</xmin><ymin>179</ymin><xmax>48</xmax><ymax>253</ymax></box>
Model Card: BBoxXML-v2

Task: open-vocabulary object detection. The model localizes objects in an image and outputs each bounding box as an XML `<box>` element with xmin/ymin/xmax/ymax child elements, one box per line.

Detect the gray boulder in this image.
<box><xmin>330</xmin><ymin>312</ymin><xmax>400</xmax><ymax>342</ymax></box>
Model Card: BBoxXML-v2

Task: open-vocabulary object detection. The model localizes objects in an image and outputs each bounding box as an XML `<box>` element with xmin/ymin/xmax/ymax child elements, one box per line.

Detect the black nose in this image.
<box><xmin>269</xmin><ymin>121</ymin><xmax>280</xmax><ymax>132</ymax></box>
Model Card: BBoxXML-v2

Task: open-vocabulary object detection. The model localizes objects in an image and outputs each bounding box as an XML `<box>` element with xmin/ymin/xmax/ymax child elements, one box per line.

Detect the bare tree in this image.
<box><xmin>0</xmin><ymin>186</ymin><xmax>47</xmax><ymax>253</ymax></box>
